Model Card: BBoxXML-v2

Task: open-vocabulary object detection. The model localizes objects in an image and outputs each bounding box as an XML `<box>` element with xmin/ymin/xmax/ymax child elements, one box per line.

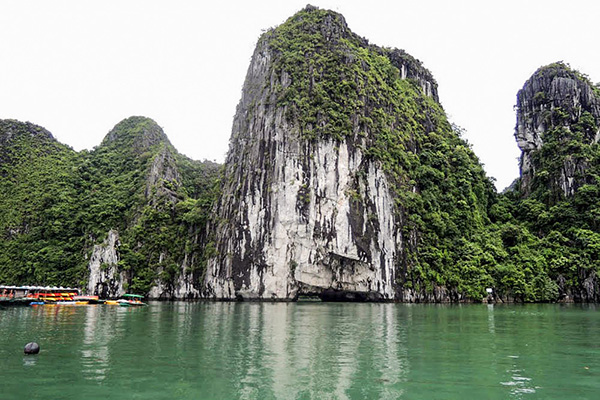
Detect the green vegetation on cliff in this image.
<box><xmin>0</xmin><ymin>120</ymin><xmax>85</xmax><ymax>285</ymax></box>
<box><xmin>262</xmin><ymin>7</ymin><xmax>497</xmax><ymax>300</ymax></box>
<box><xmin>0</xmin><ymin>117</ymin><xmax>220</xmax><ymax>294</ymax></box>
<box><xmin>1</xmin><ymin>8</ymin><xmax>598</xmax><ymax>303</ymax></box>
<box><xmin>250</xmin><ymin>8</ymin><xmax>600</xmax><ymax>302</ymax></box>
<box><xmin>493</xmin><ymin>62</ymin><xmax>600</xmax><ymax>302</ymax></box>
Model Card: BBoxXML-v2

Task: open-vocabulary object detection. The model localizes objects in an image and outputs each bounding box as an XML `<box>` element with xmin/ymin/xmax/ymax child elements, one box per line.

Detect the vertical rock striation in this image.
<box><xmin>87</xmin><ymin>229</ymin><xmax>125</xmax><ymax>298</ymax></box>
<box><xmin>516</xmin><ymin>62</ymin><xmax>600</xmax><ymax>196</ymax></box>
<box><xmin>84</xmin><ymin>117</ymin><xmax>218</xmax><ymax>298</ymax></box>
<box><xmin>203</xmin><ymin>6</ymin><xmax>490</xmax><ymax>301</ymax></box>
<box><xmin>511</xmin><ymin>63</ymin><xmax>600</xmax><ymax>302</ymax></box>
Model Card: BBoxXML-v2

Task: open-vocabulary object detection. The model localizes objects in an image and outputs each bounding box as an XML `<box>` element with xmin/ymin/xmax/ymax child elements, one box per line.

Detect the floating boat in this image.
<box><xmin>1</xmin><ymin>285</ymin><xmax>146</xmax><ymax>308</ymax></box>
<box><xmin>56</xmin><ymin>301</ymin><xmax>73</xmax><ymax>305</ymax></box>
<box><xmin>0</xmin><ymin>297</ymin><xmax>35</xmax><ymax>306</ymax></box>
<box><xmin>72</xmin><ymin>295</ymin><xmax>104</xmax><ymax>304</ymax></box>
<box><xmin>1</xmin><ymin>285</ymin><xmax>81</xmax><ymax>306</ymax></box>
<box><xmin>117</xmin><ymin>294</ymin><xmax>147</xmax><ymax>306</ymax></box>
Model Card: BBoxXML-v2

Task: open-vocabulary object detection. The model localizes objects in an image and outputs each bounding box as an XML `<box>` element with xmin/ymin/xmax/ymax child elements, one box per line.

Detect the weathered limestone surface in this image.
<box><xmin>87</xmin><ymin>125</ymin><xmax>202</xmax><ymax>299</ymax></box>
<box><xmin>203</xmin><ymin>9</ymin><xmax>438</xmax><ymax>301</ymax></box>
<box><xmin>147</xmin><ymin>251</ymin><xmax>202</xmax><ymax>299</ymax></box>
<box><xmin>145</xmin><ymin>147</ymin><xmax>182</xmax><ymax>202</ymax></box>
<box><xmin>87</xmin><ymin>231</ymin><xmax>203</xmax><ymax>300</ymax></box>
<box><xmin>87</xmin><ymin>229</ymin><xmax>125</xmax><ymax>298</ymax></box>
<box><xmin>516</xmin><ymin>64</ymin><xmax>600</xmax><ymax>195</ymax></box>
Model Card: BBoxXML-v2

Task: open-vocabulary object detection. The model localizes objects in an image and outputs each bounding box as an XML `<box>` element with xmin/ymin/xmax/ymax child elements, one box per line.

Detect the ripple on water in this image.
<box><xmin>3</xmin><ymin>302</ymin><xmax>600</xmax><ymax>399</ymax></box>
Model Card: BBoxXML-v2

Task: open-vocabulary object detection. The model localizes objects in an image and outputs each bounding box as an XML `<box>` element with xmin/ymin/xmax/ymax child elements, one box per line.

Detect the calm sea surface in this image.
<box><xmin>1</xmin><ymin>302</ymin><xmax>599</xmax><ymax>399</ymax></box>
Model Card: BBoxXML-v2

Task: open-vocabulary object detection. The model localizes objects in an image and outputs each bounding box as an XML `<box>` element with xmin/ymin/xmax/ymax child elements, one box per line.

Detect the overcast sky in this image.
<box><xmin>1</xmin><ymin>1</ymin><xmax>599</xmax><ymax>190</ymax></box>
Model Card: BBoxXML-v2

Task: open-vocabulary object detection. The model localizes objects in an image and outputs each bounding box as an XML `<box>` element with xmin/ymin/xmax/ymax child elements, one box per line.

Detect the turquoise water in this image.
<box><xmin>1</xmin><ymin>302</ymin><xmax>599</xmax><ymax>399</ymax></box>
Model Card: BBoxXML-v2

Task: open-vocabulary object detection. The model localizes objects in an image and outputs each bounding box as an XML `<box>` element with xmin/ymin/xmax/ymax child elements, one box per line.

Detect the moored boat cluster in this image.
<box><xmin>0</xmin><ymin>285</ymin><xmax>146</xmax><ymax>307</ymax></box>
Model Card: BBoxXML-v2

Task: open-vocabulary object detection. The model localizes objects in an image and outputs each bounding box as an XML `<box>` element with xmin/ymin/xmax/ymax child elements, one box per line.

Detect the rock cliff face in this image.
<box><xmin>0</xmin><ymin>116</ymin><xmax>219</xmax><ymax>297</ymax></box>
<box><xmin>516</xmin><ymin>62</ymin><xmax>600</xmax><ymax>196</ymax></box>
<box><xmin>508</xmin><ymin>63</ymin><xmax>600</xmax><ymax>303</ymax></box>
<box><xmin>203</xmin><ymin>6</ymin><xmax>489</xmax><ymax>301</ymax></box>
<box><xmin>87</xmin><ymin>229</ymin><xmax>125</xmax><ymax>298</ymax></box>
<box><xmin>13</xmin><ymin>10</ymin><xmax>600</xmax><ymax>303</ymax></box>
<box><xmin>84</xmin><ymin>117</ymin><xmax>216</xmax><ymax>299</ymax></box>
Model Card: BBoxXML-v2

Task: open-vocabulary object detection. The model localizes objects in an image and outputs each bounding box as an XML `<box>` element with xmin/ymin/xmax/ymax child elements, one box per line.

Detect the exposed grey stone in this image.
<box><xmin>87</xmin><ymin>229</ymin><xmax>125</xmax><ymax>298</ymax></box>
<box><xmin>515</xmin><ymin>64</ymin><xmax>600</xmax><ymax>196</ymax></box>
<box><xmin>201</xmin><ymin>11</ymin><xmax>440</xmax><ymax>301</ymax></box>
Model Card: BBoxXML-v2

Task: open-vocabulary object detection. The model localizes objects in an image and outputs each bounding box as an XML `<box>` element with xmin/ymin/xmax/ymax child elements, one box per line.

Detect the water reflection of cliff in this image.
<box><xmin>5</xmin><ymin>302</ymin><xmax>599</xmax><ymax>397</ymax></box>
<box><xmin>198</xmin><ymin>303</ymin><xmax>410</xmax><ymax>399</ymax></box>
<box><xmin>81</xmin><ymin>305</ymin><xmax>114</xmax><ymax>381</ymax></box>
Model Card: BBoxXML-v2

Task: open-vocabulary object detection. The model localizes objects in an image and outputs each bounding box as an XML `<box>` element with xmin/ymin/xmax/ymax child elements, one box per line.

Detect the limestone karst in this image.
<box><xmin>1</xmin><ymin>8</ymin><xmax>600</xmax><ymax>302</ymax></box>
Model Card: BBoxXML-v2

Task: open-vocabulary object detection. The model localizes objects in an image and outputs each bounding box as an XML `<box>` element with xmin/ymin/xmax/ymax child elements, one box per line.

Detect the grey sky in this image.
<box><xmin>1</xmin><ymin>0</ymin><xmax>599</xmax><ymax>190</ymax></box>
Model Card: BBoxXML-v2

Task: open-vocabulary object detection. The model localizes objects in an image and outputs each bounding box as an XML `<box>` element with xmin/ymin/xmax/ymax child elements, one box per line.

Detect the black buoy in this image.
<box><xmin>24</xmin><ymin>342</ymin><xmax>40</xmax><ymax>355</ymax></box>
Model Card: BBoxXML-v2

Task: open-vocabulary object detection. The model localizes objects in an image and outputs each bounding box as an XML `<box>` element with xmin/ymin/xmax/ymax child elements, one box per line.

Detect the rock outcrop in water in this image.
<box><xmin>87</xmin><ymin>229</ymin><xmax>125</xmax><ymax>298</ymax></box>
<box><xmin>203</xmin><ymin>6</ymin><xmax>495</xmax><ymax>301</ymax></box>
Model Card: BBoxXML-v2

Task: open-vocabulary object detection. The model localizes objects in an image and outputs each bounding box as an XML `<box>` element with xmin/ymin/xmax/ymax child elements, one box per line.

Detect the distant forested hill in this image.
<box><xmin>0</xmin><ymin>117</ymin><xmax>220</xmax><ymax>297</ymax></box>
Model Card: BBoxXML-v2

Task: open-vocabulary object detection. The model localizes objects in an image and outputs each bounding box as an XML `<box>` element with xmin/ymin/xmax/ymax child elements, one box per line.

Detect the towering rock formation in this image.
<box><xmin>0</xmin><ymin>117</ymin><xmax>220</xmax><ymax>298</ymax></box>
<box><xmin>12</xmin><ymin>9</ymin><xmax>600</xmax><ymax>303</ymax></box>
<box><xmin>203</xmin><ymin>6</ymin><xmax>494</xmax><ymax>301</ymax></box>
<box><xmin>515</xmin><ymin>62</ymin><xmax>600</xmax><ymax>197</ymax></box>
<box><xmin>510</xmin><ymin>63</ymin><xmax>600</xmax><ymax>302</ymax></box>
<box><xmin>84</xmin><ymin>117</ymin><xmax>219</xmax><ymax>299</ymax></box>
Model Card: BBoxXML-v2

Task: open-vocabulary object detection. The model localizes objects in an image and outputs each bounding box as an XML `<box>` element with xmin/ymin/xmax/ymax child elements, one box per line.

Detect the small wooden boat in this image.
<box><xmin>117</xmin><ymin>294</ymin><xmax>147</xmax><ymax>306</ymax></box>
